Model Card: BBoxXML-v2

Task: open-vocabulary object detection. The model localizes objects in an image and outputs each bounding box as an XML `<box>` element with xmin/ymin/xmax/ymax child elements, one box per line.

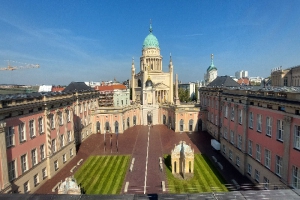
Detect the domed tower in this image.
<box><xmin>205</xmin><ymin>54</ymin><xmax>218</xmax><ymax>84</ymax></box>
<box><xmin>140</xmin><ymin>22</ymin><xmax>163</xmax><ymax>73</ymax></box>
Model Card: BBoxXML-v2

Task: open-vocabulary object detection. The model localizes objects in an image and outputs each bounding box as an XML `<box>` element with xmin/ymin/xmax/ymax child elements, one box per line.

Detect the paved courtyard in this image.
<box><xmin>35</xmin><ymin>125</ymin><xmax>254</xmax><ymax>194</ymax></box>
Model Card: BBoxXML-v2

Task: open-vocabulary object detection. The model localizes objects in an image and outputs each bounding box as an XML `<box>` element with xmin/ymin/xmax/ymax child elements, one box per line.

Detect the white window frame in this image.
<box><xmin>263</xmin><ymin>177</ymin><xmax>269</xmax><ymax>190</ymax></box>
<box><xmin>249</xmin><ymin>112</ymin><xmax>253</xmax><ymax>128</ymax></box>
<box><xmin>257</xmin><ymin>114</ymin><xmax>262</xmax><ymax>132</ymax></box>
<box><xmin>231</xmin><ymin>107</ymin><xmax>234</xmax><ymax>121</ymax></box>
<box><xmin>277</xmin><ymin>120</ymin><xmax>284</xmax><ymax>141</ymax></box>
<box><xmin>294</xmin><ymin>125</ymin><xmax>300</xmax><ymax>150</ymax></box>
<box><xmin>230</xmin><ymin>131</ymin><xmax>234</xmax><ymax>144</ymax></box>
<box><xmin>6</xmin><ymin>126</ymin><xmax>15</xmax><ymax>147</ymax></box>
<box><xmin>70</xmin><ymin>148</ymin><xmax>73</xmax><ymax>157</ymax></box>
<box><xmin>275</xmin><ymin>155</ymin><xmax>282</xmax><ymax>177</ymax></box>
<box><xmin>40</xmin><ymin>144</ymin><xmax>45</xmax><ymax>161</ymax></box>
<box><xmin>29</xmin><ymin>120</ymin><xmax>36</xmax><ymax>138</ymax></box>
<box><xmin>266</xmin><ymin>117</ymin><xmax>272</xmax><ymax>137</ymax></box>
<box><xmin>34</xmin><ymin>173</ymin><xmax>39</xmax><ymax>186</ymax></box>
<box><xmin>292</xmin><ymin>166</ymin><xmax>300</xmax><ymax>189</ymax></box>
<box><xmin>238</xmin><ymin>135</ymin><xmax>242</xmax><ymax>150</ymax></box>
<box><xmin>247</xmin><ymin>163</ymin><xmax>252</xmax><ymax>175</ymax></box>
<box><xmin>236</xmin><ymin>156</ymin><xmax>240</xmax><ymax>167</ymax></box>
<box><xmin>8</xmin><ymin>160</ymin><xmax>16</xmax><ymax>181</ymax></box>
<box><xmin>51</xmin><ymin>139</ymin><xmax>56</xmax><ymax>153</ymax></box>
<box><xmin>24</xmin><ymin>181</ymin><xmax>30</xmax><ymax>193</ymax></box>
<box><xmin>59</xmin><ymin>112</ymin><xmax>63</xmax><ymax>126</ymax></box>
<box><xmin>19</xmin><ymin>123</ymin><xmax>26</xmax><ymax>142</ymax></box>
<box><xmin>31</xmin><ymin>148</ymin><xmax>37</xmax><ymax>166</ymax></box>
<box><xmin>63</xmin><ymin>154</ymin><xmax>67</xmax><ymax>163</ymax></box>
<box><xmin>67</xmin><ymin>131</ymin><xmax>71</xmax><ymax>143</ymax></box>
<box><xmin>229</xmin><ymin>149</ymin><xmax>232</xmax><ymax>160</ymax></box>
<box><xmin>248</xmin><ymin>140</ymin><xmax>252</xmax><ymax>156</ymax></box>
<box><xmin>265</xmin><ymin>149</ymin><xmax>271</xmax><ymax>169</ymax></box>
<box><xmin>54</xmin><ymin>160</ymin><xmax>59</xmax><ymax>171</ymax></box>
<box><xmin>42</xmin><ymin>167</ymin><xmax>47</xmax><ymax>179</ymax></box>
<box><xmin>225</xmin><ymin>106</ymin><xmax>228</xmax><ymax>118</ymax></box>
<box><xmin>60</xmin><ymin>134</ymin><xmax>65</xmax><ymax>148</ymax></box>
<box><xmin>222</xmin><ymin>144</ymin><xmax>226</xmax><ymax>154</ymax></box>
<box><xmin>223</xmin><ymin>127</ymin><xmax>228</xmax><ymax>139</ymax></box>
<box><xmin>256</xmin><ymin>144</ymin><xmax>261</xmax><ymax>162</ymax></box>
<box><xmin>67</xmin><ymin>110</ymin><xmax>71</xmax><ymax>122</ymax></box>
<box><xmin>255</xmin><ymin>169</ymin><xmax>260</xmax><ymax>182</ymax></box>
<box><xmin>21</xmin><ymin>154</ymin><xmax>28</xmax><ymax>173</ymax></box>
<box><xmin>38</xmin><ymin>117</ymin><xmax>44</xmax><ymax>134</ymax></box>
<box><xmin>50</xmin><ymin>114</ymin><xmax>55</xmax><ymax>129</ymax></box>
<box><xmin>238</xmin><ymin>109</ymin><xmax>242</xmax><ymax>124</ymax></box>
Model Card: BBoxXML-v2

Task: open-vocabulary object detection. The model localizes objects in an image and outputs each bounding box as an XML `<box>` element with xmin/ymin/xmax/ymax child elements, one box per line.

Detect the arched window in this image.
<box><xmin>174</xmin><ymin>161</ymin><xmax>177</xmax><ymax>173</ymax></box>
<box><xmin>127</xmin><ymin>117</ymin><xmax>130</xmax><ymax>128</ymax></box>
<box><xmin>180</xmin><ymin>119</ymin><xmax>184</xmax><ymax>132</ymax></box>
<box><xmin>189</xmin><ymin>119</ymin><xmax>193</xmax><ymax>132</ymax></box>
<box><xmin>133</xmin><ymin>116</ymin><xmax>136</xmax><ymax>125</ymax></box>
<box><xmin>115</xmin><ymin>121</ymin><xmax>119</xmax><ymax>134</ymax></box>
<box><xmin>163</xmin><ymin>115</ymin><xmax>166</xmax><ymax>125</ymax></box>
<box><xmin>105</xmin><ymin>122</ymin><xmax>110</xmax><ymax>132</ymax></box>
<box><xmin>138</xmin><ymin>79</ymin><xmax>142</xmax><ymax>87</ymax></box>
<box><xmin>96</xmin><ymin>121</ymin><xmax>100</xmax><ymax>133</ymax></box>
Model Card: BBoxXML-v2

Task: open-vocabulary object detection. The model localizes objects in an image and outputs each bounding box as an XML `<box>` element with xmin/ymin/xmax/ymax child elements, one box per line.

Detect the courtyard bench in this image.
<box><xmin>124</xmin><ymin>182</ymin><xmax>129</xmax><ymax>193</ymax></box>
<box><xmin>212</xmin><ymin>156</ymin><xmax>217</xmax><ymax>162</ymax></box>
<box><xmin>162</xmin><ymin>181</ymin><xmax>166</xmax><ymax>192</ymax></box>
<box><xmin>70</xmin><ymin>165</ymin><xmax>77</xmax><ymax>173</ymax></box>
<box><xmin>52</xmin><ymin>181</ymin><xmax>62</xmax><ymax>192</ymax></box>
<box><xmin>77</xmin><ymin>159</ymin><xmax>83</xmax><ymax>166</ymax></box>
<box><xmin>217</xmin><ymin>162</ymin><xmax>223</xmax><ymax>170</ymax></box>
<box><xmin>231</xmin><ymin>179</ymin><xmax>240</xmax><ymax>190</ymax></box>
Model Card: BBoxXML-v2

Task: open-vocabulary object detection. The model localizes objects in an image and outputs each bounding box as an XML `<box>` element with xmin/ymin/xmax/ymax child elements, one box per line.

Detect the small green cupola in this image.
<box><xmin>207</xmin><ymin>54</ymin><xmax>217</xmax><ymax>72</ymax></box>
<box><xmin>143</xmin><ymin>22</ymin><xmax>160</xmax><ymax>49</ymax></box>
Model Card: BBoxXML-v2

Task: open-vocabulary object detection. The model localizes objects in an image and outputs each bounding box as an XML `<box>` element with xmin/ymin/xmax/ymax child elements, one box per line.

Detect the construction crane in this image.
<box><xmin>0</xmin><ymin>60</ymin><xmax>40</xmax><ymax>71</ymax></box>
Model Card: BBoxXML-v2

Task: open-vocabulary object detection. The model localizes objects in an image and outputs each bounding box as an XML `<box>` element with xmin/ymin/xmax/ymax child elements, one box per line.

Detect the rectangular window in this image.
<box><xmin>263</xmin><ymin>177</ymin><xmax>269</xmax><ymax>190</ymax></box>
<box><xmin>230</xmin><ymin>131</ymin><xmax>235</xmax><ymax>144</ymax></box>
<box><xmin>249</xmin><ymin>112</ymin><xmax>253</xmax><ymax>128</ymax></box>
<box><xmin>50</xmin><ymin>114</ymin><xmax>55</xmax><ymax>129</ymax></box>
<box><xmin>231</xmin><ymin>107</ymin><xmax>234</xmax><ymax>121</ymax></box>
<box><xmin>236</xmin><ymin>156</ymin><xmax>240</xmax><ymax>167</ymax></box>
<box><xmin>21</xmin><ymin>154</ymin><xmax>27</xmax><ymax>173</ymax></box>
<box><xmin>265</xmin><ymin>149</ymin><xmax>271</xmax><ymax>169</ymax></box>
<box><xmin>292</xmin><ymin>166</ymin><xmax>300</xmax><ymax>189</ymax></box>
<box><xmin>70</xmin><ymin>148</ymin><xmax>73</xmax><ymax>157</ymax></box>
<box><xmin>34</xmin><ymin>174</ymin><xmax>39</xmax><ymax>187</ymax></box>
<box><xmin>255</xmin><ymin>169</ymin><xmax>260</xmax><ymax>182</ymax></box>
<box><xmin>222</xmin><ymin>144</ymin><xmax>226</xmax><ymax>154</ymax></box>
<box><xmin>248</xmin><ymin>140</ymin><xmax>252</xmax><ymax>156</ymax></box>
<box><xmin>67</xmin><ymin>110</ymin><xmax>70</xmax><ymax>122</ymax></box>
<box><xmin>24</xmin><ymin>181</ymin><xmax>30</xmax><ymax>193</ymax></box>
<box><xmin>223</xmin><ymin>127</ymin><xmax>228</xmax><ymax>139</ymax></box>
<box><xmin>19</xmin><ymin>123</ymin><xmax>26</xmax><ymax>142</ymax></box>
<box><xmin>29</xmin><ymin>120</ymin><xmax>35</xmax><ymax>138</ymax></box>
<box><xmin>294</xmin><ymin>125</ymin><xmax>300</xmax><ymax>150</ymax></box>
<box><xmin>238</xmin><ymin>109</ymin><xmax>242</xmax><ymax>124</ymax></box>
<box><xmin>38</xmin><ymin>117</ymin><xmax>44</xmax><ymax>134</ymax></box>
<box><xmin>247</xmin><ymin>163</ymin><xmax>252</xmax><ymax>176</ymax></box>
<box><xmin>225</xmin><ymin>106</ymin><xmax>228</xmax><ymax>118</ymax></box>
<box><xmin>229</xmin><ymin>150</ymin><xmax>232</xmax><ymax>160</ymax></box>
<box><xmin>238</xmin><ymin>135</ymin><xmax>242</xmax><ymax>150</ymax></box>
<box><xmin>31</xmin><ymin>148</ymin><xmax>37</xmax><ymax>166</ymax></box>
<box><xmin>6</xmin><ymin>126</ymin><xmax>15</xmax><ymax>147</ymax></box>
<box><xmin>40</xmin><ymin>144</ymin><xmax>45</xmax><ymax>161</ymax></box>
<box><xmin>42</xmin><ymin>167</ymin><xmax>47</xmax><ymax>179</ymax></box>
<box><xmin>276</xmin><ymin>155</ymin><xmax>282</xmax><ymax>177</ymax></box>
<box><xmin>256</xmin><ymin>144</ymin><xmax>261</xmax><ymax>162</ymax></box>
<box><xmin>54</xmin><ymin>160</ymin><xmax>59</xmax><ymax>171</ymax></box>
<box><xmin>266</xmin><ymin>117</ymin><xmax>272</xmax><ymax>137</ymax></box>
<box><xmin>59</xmin><ymin>112</ymin><xmax>63</xmax><ymax>125</ymax></box>
<box><xmin>51</xmin><ymin>139</ymin><xmax>56</xmax><ymax>153</ymax></box>
<box><xmin>257</xmin><ymin>114</ymin><xmax>262</xmax><ymax>132</ymax></box>
<box><xmin>60</xmin><ymin>134</ymin><xmax>64</xmax><ymax>148</ymax></box>
<box><xmin>277</xmin><ymin>120</ymin><xmax>284</xmax><ymax>141</ymax></box>
<box><xmin>67</xmin><ymin>131</ymin><xmax>71</xmax><ymax>143</ymax></box>
<box><xmin>8</xmin><ymin>160</ymin><xmax>16</xmax><ymax>181</ymax></box>
<box><xmin>63</xmin><ymin>154</ymin><xmax>67</xmax><ymax>163</ymax></box>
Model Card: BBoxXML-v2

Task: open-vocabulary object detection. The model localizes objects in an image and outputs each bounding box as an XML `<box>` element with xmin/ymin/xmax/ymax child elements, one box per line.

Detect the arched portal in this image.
<box><xmin>127</xmin><ymin>117</ymin><xmax>130</xmax><ymax>128</ymax></box>
<box><xmin>147</xmin><ymin>111</ymin><xmax>152</xmax><ymax>125</ymax></box>
<box><xmin>96</xmin><ymin>121</ymin><xmax>100</xmax><ymax>133</ymax></box>
<box><xmin>133</xmin><ymin>116</ymin><xmax>136</xmax><ymax>126</ymax></box>
<box><xmin>189</xmin><ymin>119</ymin><xmax>193</xmax><ymax>132</ymax></box>
<box><xmin>180</xmin><ymin>119</ymin><xmax>184</xmax><ymax>132</ymax></box>
<box><xmin>105</xmin><ymin>122</ymin><xmax>110</xmax><ymax>133</ymax></box>
<box><xmin>115</xmin><ymin>121</ymin><xmax>119</xmax><ymax>133</ymax></box>
<box><xmin>163</xmin><ymin>115</ymin><xmax>166</xmax><ymax>125</ymax></box>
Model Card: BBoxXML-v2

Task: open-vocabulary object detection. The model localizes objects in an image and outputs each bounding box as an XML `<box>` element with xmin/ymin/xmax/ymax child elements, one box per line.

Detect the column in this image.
<box><xmin>282</xmin><ymin>115</ymin><xmax>292</xmax><ymax>185</ymax></box>
<box><xmin>0</xmin><ymin>121</ymin><xmax>11</xmax><ymax>190</ymax></box>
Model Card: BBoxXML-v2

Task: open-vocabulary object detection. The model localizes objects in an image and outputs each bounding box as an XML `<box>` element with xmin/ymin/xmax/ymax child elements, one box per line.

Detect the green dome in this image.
<box><xmin>143</xmin><ymin>24</ymin><xmax>160</xmax><ymax>49</ymax></box>
<box><xmin>207</xmin><ymin>54</ymin><xmax>217</xmax><ymax>72</ymax></box>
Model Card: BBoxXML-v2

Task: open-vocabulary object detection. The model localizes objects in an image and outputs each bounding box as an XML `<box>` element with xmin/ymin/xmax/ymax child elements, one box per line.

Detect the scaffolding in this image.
<box><xmin>99</xmin><ymin>91</ymin><xmax>113</xmax><ymax>107</ymax></box>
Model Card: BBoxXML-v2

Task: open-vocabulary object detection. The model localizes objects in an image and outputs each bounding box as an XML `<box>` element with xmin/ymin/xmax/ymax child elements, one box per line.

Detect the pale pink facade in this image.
<box><xmin>200</xmin><ymin>87</ymin><xmax>300</xmax><ymax>189</ymax></box>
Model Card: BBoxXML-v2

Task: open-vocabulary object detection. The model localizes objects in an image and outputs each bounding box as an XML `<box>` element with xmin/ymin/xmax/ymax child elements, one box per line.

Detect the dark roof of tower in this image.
<box><xmin>63</xmin><ymin>82</ymin><xmax>92</xmax><ymax>92</ymax></box>
<box><xmin>207</xmin><ymin>76</ymin><xmax>240</xmax><ymax>87</ymax></box>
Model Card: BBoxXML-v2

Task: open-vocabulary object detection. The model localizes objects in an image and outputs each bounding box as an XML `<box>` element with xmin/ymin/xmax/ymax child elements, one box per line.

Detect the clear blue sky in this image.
<box><xmin>0</xmin><ymin>0</ymin><xmax>299</xmax><ymax>85</ymax></box>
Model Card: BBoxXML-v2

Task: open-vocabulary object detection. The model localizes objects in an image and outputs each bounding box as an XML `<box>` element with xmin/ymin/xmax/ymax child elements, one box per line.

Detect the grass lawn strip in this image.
<box><xmin>76</xmin><ymin>156</ymin><xmax>100</xmax><ymax>183</ymax></box>
<box><xmin>106</xmin><ymin>156</ymin><xmax>127</xmax><ymax>194</ymax></box>
<box><xmin>198</xmin><ymin>155</ymin><xmax>227</xmax><ymax>191</ymax></box>
<box><xmin>194</xmin><ymin>157</ymin><xmax>211</xmax><ymax>192</ymax></box>
<box><xmin>195</xmin><ymin>155</ymin><xmax>216</xmax><ymax>190</ymax></box>
<box><xmin>111</xmin><ymin>156</ymin><xmax>130</xmax><ymax>194</ymax></box>
<box><xmin>95</xmin><ymin>156</ymin><xmax>119</xmax><ymax>194</ymax></box>
<box><xmin>87</xmin><ymin>156</ymin><xmax>111</xmax><ymax>194</ymax></box>
<box><xmin>102</xmin><ymin>156</ymin><xmax>125</xmax><ymax>194</ymax></box>
<box><xmin>85</xmin><ymin>156</ymin><xmax>108</xmax><ymax>194</ymax></box>
<box><xmin>89</xmin><ymin>156</ymin><xmax>116</xmax><ymax>194</ymax></box>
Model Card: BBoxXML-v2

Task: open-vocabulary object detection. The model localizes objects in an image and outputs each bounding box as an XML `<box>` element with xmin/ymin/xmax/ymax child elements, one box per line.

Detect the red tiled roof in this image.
<box><xmin>51</xmin><ymin>87</ymin><xmax>65</xmax><ymax>92</ymax></box>
<box><xmin>237</xmin><ymin>78</ymin><xmax>250</xmax><ymax>85</ymax></box>
<box><xmin>95</xmin><ymin>84</ymin><xmax>126</xmax><ymax>91</ymax></box>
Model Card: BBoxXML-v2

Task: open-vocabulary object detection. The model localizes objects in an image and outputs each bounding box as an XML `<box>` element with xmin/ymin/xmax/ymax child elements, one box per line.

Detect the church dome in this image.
<box><xmin>207</xmin><ymin>54</ymin><xmax>217</xmax><ymax>72</ymax></box>
<box><xmin>143</xmin><ymin>23</ymin><xmax>160</xmax><ymax>49</ymax></box>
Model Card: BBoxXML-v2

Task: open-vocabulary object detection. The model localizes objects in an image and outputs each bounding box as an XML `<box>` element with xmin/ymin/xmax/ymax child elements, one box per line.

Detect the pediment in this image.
<box><xmin>153</xmin><ymin>82</ymin><xmax>169</xmax><ymax>89</ymax></box>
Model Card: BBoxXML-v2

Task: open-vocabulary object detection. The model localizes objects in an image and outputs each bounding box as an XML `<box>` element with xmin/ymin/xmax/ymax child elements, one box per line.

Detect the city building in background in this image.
<box><xmin>271</xmin><ymin>65</ymin><xmax>300</xmax><ymax>87</ymax></box>
<box><xmin>204</xmin><ymin>54</ymin><xmax>218</xmax><ymax>86</ymax></box>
